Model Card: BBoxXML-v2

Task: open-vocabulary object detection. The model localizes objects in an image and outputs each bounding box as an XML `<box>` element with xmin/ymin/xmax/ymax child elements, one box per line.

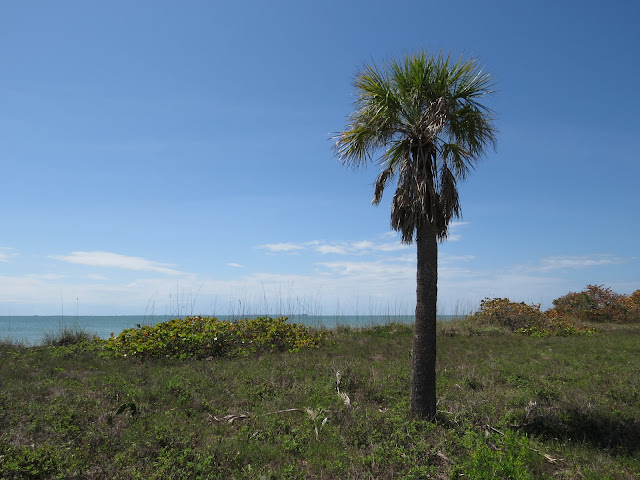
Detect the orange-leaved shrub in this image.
<box><xmin>469</xmin><ymin>297</ymin><xmax>596</xmax><ymax>336</ymax></box>
<box><xmin>625</xmin><ymin>289</ymin><xmax>640</xmax><ymax>321</ymax></box>
<box><xmin>551</xmin><ymin>284</ymin><xmax>635</xmax><ymax>323</ymax></box>
<box><xmin>469</xmin><ymin>298</ymin><xmax>545</xmax><ymax>332</ymax></box>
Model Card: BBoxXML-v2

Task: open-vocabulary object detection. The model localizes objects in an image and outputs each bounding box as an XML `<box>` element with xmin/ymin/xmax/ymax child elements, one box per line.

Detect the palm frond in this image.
<box><xmin>440</xmin><ymin>142</ymin><xmax>473</xmax><ymax>180</ymax></box>
<box><xmin>373</xmin><ymin>164</ymin><xmax>394</xmax><ymax>206</ymax></box>
<box><xmin>335</xmin><ymin>49</ymin><xmax>496</xmax><ymax>243</ymax></box>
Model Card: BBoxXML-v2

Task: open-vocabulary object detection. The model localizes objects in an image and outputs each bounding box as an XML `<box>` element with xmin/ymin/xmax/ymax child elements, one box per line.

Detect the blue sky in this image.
<box><xmin>1</xmin><ymin>1</ymin><xmax>638</xmax><ymax>315</ymax></box>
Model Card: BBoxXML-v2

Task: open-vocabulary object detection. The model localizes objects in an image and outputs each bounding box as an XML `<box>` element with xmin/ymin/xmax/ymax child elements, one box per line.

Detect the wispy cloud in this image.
<box><xmin>317</xmin><ymin>260</ymin><xmax>414</xmax><ymax>278</ymax></box>
<box><xmin>0</xmin><ymin>247</ymin><xmax>17</xmax><ymax>263</ymax></box>
<box><xmin>443</xmin><ymin>222</ymin><xmax>469</xmax><ymax>242</ymax></box>
<box><xmin>257</xmin><ymin>237</ymin><xmax>411</xmax><ymax>256</ymax></box>
<box><xmin>257</xmin><ymin>228</ymin><xmax>467</xmax><ymax>255</ymax></box>
<box><xmin>520</xmin><ymin>254</ymin><xmax>628</xmax><ymax>273</ymax></box>
<box><xmin>52</xmin><ymin>251</ymin><xmax>191</xmax><ymax>276</ymax></box>
<box><xmin>227</xmin><ymin>262</ymin><xmax>244</xmax><ymax>268</ymax></box>
<box><xmin>260</xmin><ymin>243</ymin><xmax>305</xmax><ymax>253</ymax></box>
<box><xmin>0</xmin><ymin>273</ymin><xmax>212</xmax><ymax>315</ymax></box>
<box><xmin>88</xmin><ymin>273</ymin><xmax>108</xmax><ymax>281</ymax></box>
<box><xmin>315</xmin><ymin>245</ymin><xmax>349</xmax><ymax>255</ymax></box>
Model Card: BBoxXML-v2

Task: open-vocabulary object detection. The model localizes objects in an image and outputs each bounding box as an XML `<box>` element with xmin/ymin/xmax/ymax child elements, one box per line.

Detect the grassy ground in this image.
<box><xmin>1</xmin><ymin>321</ymin><xmax>639</xmax><ymax>479</ymax></box>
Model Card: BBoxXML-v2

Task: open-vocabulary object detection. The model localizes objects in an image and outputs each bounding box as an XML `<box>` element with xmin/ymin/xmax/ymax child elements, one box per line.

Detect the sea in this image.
<box><xmin>0</xmin><ymin>314</ymin><xmax>459</xmax><ymax>345</ymax></box>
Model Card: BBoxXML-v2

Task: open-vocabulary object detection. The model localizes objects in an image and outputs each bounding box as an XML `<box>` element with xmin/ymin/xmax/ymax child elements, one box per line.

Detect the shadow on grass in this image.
<box><xmin>521</xmin><ymin>408</ymin><xmax>640</xmax><ymax>455</ymax></box>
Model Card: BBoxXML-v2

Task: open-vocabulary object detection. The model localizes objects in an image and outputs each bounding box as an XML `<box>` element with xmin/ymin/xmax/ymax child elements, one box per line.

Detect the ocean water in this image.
<box><xmin>0</xmin><ymin>314</ymin><xmax>459</xmax><ymax>345</ymax></box>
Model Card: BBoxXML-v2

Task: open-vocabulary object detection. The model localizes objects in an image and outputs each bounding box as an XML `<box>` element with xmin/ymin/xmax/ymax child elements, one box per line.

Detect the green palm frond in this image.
<box><xmin>334</xmin><ymin>50</ymin><xmax>496</xmax><ymax>242</ymax></box>
<box><xmin>440</xmin><ymin>142</ymin><xmax>473</xmax><ymax>180</ymax></box>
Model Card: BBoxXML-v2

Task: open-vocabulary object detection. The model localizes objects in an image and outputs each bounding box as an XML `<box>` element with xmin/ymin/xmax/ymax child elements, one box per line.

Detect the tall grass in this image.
<box><xmin>41</xmin><ymin>326</ymin><xmax>96</xmax><ymax>347</ymax></box>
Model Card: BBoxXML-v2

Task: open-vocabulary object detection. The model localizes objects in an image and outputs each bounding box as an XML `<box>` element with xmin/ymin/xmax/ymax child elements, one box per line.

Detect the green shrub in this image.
<box><xmin>552</xmin><ymin>285</ymin><xmax>632</xmax><ymax>323</ymax></box>
<box><xmin>516</xmin><ymin>310</ymin><xmax>597</xmax><ymax>337</ymax></box>
<box><xmin>451</xmin><ymin>429</ymin><xmax>543</xmax><ymax>479</ymax></box>
<box><xmin>0</xmin><ymin>442</ymin><xmax>64</xmax><ymax>479</ymax></box>
<box><xmin>103</xmin><ymin>316</ymin><xmax>328</xmax><ymax>359</ymax></box>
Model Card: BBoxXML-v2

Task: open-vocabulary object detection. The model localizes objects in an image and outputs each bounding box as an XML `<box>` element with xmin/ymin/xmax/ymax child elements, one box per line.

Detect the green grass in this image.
<box><xmin>1</xmin><ymin>321</ymin><xmax>639</xmax><ymax>479</ymax></box>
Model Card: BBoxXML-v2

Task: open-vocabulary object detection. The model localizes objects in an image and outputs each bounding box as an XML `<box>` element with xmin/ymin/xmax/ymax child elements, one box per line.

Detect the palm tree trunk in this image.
<box><xmin>410</xmin><ymin>221</ymin><xmax>438</xmax><ymax>419</ymax></box>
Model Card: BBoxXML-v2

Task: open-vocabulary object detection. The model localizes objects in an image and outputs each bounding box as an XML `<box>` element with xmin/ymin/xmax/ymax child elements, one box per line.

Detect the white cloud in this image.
<box><xmin>315</xmin><ymin>245</ymin><xmax>349</xmax><ymax>255</ymax></box>
<box><xmin>372</xmin><ymin>242</ymin><xmax>410</xmax><ymax>252</ymax></box>
<box><xmin>260</xmin><ymin>243</ymin><xmax>305</xmax><ymax>253</ymax></box>
<box><xmin>88</xmin><ymin>273</ymin><xmax>108</xmax><ymax>281</ymax></box>
<box><xmin>0</xmin><ymin>273</ymin><xmax>214</xmax><ymax>315</ymax></box>
<box><xmin>521</xmin><ymin>254</ymin><xmax>628</xmax><ymax>273</ymax></box>
<box><xmin>258</xmin><ymin>237</ymin><xmax>412</xmax><ymax>256</ymax></box>
<box><xmin>443</xmin><ymin>221</ymin><xmax>469</xmax><ymax>242</ymax></box>
<box><xmin>317</xmin><ymin>259</ymin><xmax>415</xmax><ymax>278</ymax></box>
<box><xmin>52</xmin><ymin>251</ymin><xmax>190</xmax><ymax>276</ymax></box>
<box><xmin>1</xmin><ymin>226</ymin><xmax>634</xmax><ymax>316</ymax></box>
<box><xmin>351</xmin><ymin>241</ymin><xmax>374</xmax><ymax>250</ymax></box>
<box><xmin>0</xmin><ymin>247</ymin><xmax>17</xmax><ymax>263</ymax></box>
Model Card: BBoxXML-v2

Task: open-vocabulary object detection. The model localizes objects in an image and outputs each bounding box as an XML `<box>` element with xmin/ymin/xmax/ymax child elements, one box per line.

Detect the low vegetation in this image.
<box><xmin>103</xmin><ymin>316</ymin><xmax>329</xmax><ymax>359</ymax></box>
<box><xmin>467</xmin><ymin>298</ymin><xmax>597</xmax><ymax>337</ymax></box>
<box><xmin>468</xmin><ymin>285</ymin><xmax>639</xmax><ymax>337</ymax></box>
<box><xmin>552</xmin><ymin>284</ymin><xmax>640</xmax><ymax>323</ymax></box>
<box><xmin>1</xmin><ymin>286</ymin><xmax>639</xmax><ymax>479</ymax></box>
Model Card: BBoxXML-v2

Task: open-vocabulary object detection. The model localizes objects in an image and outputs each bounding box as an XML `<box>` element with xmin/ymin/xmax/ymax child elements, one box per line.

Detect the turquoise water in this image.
<box><xmin>0</xmin><ymin>314</ymin><xmax>458</xmax><ymax>345</ymax></box>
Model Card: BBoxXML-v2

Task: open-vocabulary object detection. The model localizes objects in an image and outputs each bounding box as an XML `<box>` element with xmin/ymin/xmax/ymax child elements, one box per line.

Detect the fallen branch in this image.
<box><xmin>211</xmin><ymin>408</ymin><xmax>306</xmax><ymax>423</ymax></box>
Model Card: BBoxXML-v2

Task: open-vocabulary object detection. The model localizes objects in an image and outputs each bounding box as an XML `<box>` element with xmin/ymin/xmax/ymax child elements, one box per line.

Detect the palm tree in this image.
<box><xmin>333</xmin><ymin>51</ymin><xmax>496</xmax><ymax>419</ymax></box>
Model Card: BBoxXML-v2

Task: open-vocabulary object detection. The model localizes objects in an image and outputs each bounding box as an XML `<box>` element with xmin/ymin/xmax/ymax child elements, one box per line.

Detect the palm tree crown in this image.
<box><xmin>334</xmin><ymin>51</ymin><xmax>497</xmax><ymax>242</ymax></box>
